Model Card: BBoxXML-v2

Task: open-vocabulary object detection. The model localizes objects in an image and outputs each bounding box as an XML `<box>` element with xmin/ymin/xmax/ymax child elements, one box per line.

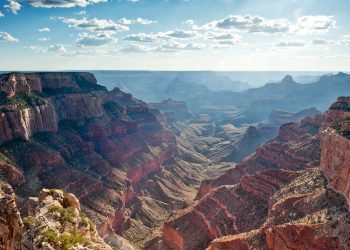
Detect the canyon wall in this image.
<box><xmin>0</xmin><ymin>72</ymin><xmax>204</xmax><ymax>248</ymax></box>
<box><xmin>0</xmin><ymin>182</ymin><xmax>23</xmax><ymax>250</ymax></box>
<box><xmin>153</xmin><ymin>97</ymin><xmax>350</xmax><ymax>250</ymax></box>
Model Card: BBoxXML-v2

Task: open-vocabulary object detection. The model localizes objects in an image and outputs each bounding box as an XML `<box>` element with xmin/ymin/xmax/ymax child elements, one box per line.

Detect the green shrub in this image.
<box><xmin>22</xmin><ymin>216</ymin><xmax>35</xmax><ymax>228</ymax></box>
<box><xmin>41</xmin><ymin>229</ymin><xmax>87</xmax><ymax>250</ymax></box>
<box><xmin>0</xmin><ymin>92</ymin><xmax>45</xmax><ymax>109</ymax></box>
<box><xmin>47</xmin><ymin>205</ymin><xmax>76</xmax><ymax>224</ymax></box>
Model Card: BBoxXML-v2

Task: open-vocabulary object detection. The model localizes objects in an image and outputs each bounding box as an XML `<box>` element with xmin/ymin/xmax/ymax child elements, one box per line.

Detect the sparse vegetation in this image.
<box><xmin>0</xmin><ymin>92</ymin><xmax>45</xmax><ymax>110</ymax></box>
<box><xmin>333</xmin><ymin>117</ymin><xmax>350</xmax><ymax>138</ymax></box>
<box><xmin>48</xmin><ymin>205</ymin><xmax>77</xmax><ymax>224</ymax></box>
<box><xmin>41</xmin><ymin>229</ymin><xmax>87</xmax><ymax>250</ymax></box>
<box><xmin>22</xmin><ymin>216</ymin><xmax>35</xmax><ymax>228</ymax></box>
<box><xmin>103</xmin><ymin>101</ymin><xmax>125</xmax><ymax>121</ymax></box>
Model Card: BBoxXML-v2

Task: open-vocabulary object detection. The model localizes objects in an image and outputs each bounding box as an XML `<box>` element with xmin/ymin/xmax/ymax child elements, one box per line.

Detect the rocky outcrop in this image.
<box><xmin>0</xmin><ymin>182</ymin><xmax>23</xmax><ymax>250</ymax></box>
<box><xmin>207</xmin><ymin>229</ymin><xmax>267</xmax><ymax>250</ymax></box>
<box><xmin>21</xmin><ymin>188</ymin><xmax>112</xmax><ymax>250</ymax></box>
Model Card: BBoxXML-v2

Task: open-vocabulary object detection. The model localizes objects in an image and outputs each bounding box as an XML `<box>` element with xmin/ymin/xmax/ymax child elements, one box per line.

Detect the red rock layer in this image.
<box><xmin>196</xmin><ymin>116</ymin><xmax>321</xmax><ymax>200</ymax></box>
<box><xmin>159</xmin><ymin>97</ymin><xmax>350</xmax><ymax>250</ymax></box>
<box><xmin>159</xmin><ymin>169</ymin><xmax>299</xmax><ymax>250</ymax></box>
<box><xmin>320</xmin><ymin>128</ymin><xmax>350</xmax><ymax>210</ymax></box>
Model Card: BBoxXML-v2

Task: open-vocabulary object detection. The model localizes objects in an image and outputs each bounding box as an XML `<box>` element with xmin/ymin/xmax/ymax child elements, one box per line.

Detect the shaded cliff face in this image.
<box><xmin>155</xmin><ymin>97</ymin><xmax>350</xmax><ymax>250</ymax></box>
<box><xmin>0</xmin><ymin>72</ymin><xmax>207</xmax><ymax>248</ymax></box>
<box><xmin>0</xmin><ymin>182</ymin><xmax>23</xmax><ymax>250</ymax></box>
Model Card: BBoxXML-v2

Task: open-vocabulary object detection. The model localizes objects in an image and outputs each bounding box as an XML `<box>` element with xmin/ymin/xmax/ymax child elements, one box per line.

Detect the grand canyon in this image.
<box><xmin>1</xmin><ymin>71</ymin><xmax>350</xmax><ymax>250</ymax></box>
<box><xmin>1</xmin><ymin>0</ymin><xmax>350</xmax><ymax>249</ymax></box>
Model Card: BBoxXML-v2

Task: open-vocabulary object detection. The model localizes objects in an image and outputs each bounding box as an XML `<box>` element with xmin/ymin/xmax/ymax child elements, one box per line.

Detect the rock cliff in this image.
<box><xmin>0</xmin><ymin>72</ymin><xmax>207</xmax><ymax>248</ymax></box>
<box><xmin>0</xmin><ymin>182</ymin><xmax>23</xmax><ymax>250</ymax></box>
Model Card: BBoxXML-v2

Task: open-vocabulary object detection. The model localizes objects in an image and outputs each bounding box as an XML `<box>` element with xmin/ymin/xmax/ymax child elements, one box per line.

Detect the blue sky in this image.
<box><xmin>1</xmin><ymin>0</ymin><xmax>350</xmax><ymax>71</ymax></box>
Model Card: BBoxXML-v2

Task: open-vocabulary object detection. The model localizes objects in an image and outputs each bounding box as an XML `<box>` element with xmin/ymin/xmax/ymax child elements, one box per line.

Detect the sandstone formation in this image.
<box><xmin>0</xmin><ymin>182</ymin><xmax>23</xmax><ymax>250</ymax></box>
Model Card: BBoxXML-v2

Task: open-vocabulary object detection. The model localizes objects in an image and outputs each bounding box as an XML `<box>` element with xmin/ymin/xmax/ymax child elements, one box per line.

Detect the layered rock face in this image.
<box><xmin>0</xmin><ymin>182</ymin><xmax>23</xmax><ymax>250</ymax></box>
<box><xmin>196</xmin><ymin>115</ymin><xmax>321</xmax><ymax>200</ymax></box>
<box><xmin>155</xmin><ymin>97</ymin><xmax>350</xmax><ymax>250</ymax></box>
<box><xmin>0</xmin><ymin>101</ymin><xmax>58</xmax><ymax>144</ymax></box>
<box><xmin>320</xmin><ymin>97</ymin><xmax>350</xmax><ymax>211</ymax></box>
<box><xmin>0</xmin><ymin>72</ymin><xmax>207</xmax><ymax>248</ymax></box>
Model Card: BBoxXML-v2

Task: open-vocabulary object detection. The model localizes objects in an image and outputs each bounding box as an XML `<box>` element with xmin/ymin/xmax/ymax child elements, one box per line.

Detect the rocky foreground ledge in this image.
<box><xmin>0</xmin><ymin>183</ymin><xmax>112</xmax><ymax>250</ymax></box>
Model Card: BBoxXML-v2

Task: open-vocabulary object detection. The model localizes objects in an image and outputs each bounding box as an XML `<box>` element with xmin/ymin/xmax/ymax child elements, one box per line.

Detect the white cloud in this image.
<box><xmin>119</xmin><ymin>40</ymin><xmax>206</xmax><ymax>54</ymax></box>
<box><xmin>25</xmin><ymin>0</ymin><xmax>107</xmax><ymax>8</ymax></box>
<box><xmin>294</xmin><ymin>15</ymin><xmax>335</xmax><ymax>34</ymax></box>
<box><xmin>184</xmin><ymin>19</ymin><xmax>194</xmax><ymax>26</ymax></box>
<box><xmin>63</xmin><ymin>18</ymin><xmax>129</xmax><ymax>32</ymax></box>
<box><xmin>196</xmin><ymin>14</ymin><xmax>290</xmax><ymax>34</ymax></box>
<box><xmin>340</xmin><ymin>39</ymin><xmax>350</xmax><ymax>45</ymax></box>
<box><xmin>38</xmin><ymin>37</ymin><xmax>51</xmax><ymax>41</ymax></box>
<box><xmin>0</xmin><ymin>11</ymin><xmax>4</xmax><ymax>17</ymax></box>
<box><xmin>216</xmin><ymin>39</ymin><xmax>240</xmax><ymax>45</ymax></box>
<box><xmin>165</xmin><ymin>29</ymin><xmax>198</xmax><ymax>38</ymax></box>
<box><xmin>194</xmin><ymin>14</ymin><xmax>336</xmax><ymax>35</ymax></box>
<box><xmin>124</xmin><ymin>29</ymin><xmax>199</xmax><ymax>43</ymax></box>
<box><xmin>48</xmin><ymin>44</ymin><xmax>67</xmax><ymax>52</ymax></box>
<box><xmin>312</xmin><ymin>38</ymin><xmax>331</xmax><ymax>45</ymax></box>
<box><xmin>0</xmin><ymin>31</ymin><xmax>18</xmax><ymax>42</ymax></box>
<box><xmin>124</xmin><ymin>33</ymin><xmax>161</xmax><ymax>42</ymax></box>
<box><xmin>275</xmin><ymin>41</ymin><xmax>306</xmax><ymax>47</ymax></box>
<box><xmin>157</xmin><ymin>41</ymin><xmax>205</xmax><ymax>52</ymax></box>
<box><xmin>119</xmin><ymin>44</ymin><xmax>153</xmax><ymax>53</ymax></box>
<box><xmin>118</xmin><ymin>17</ymin><xmax>157</xmax><ymax>25</ymax></box>
<box><xmin>76</xmin><ymin>32</ymin><xmax>117</xmax><ymax>46</ymax></box>
<box><xmin>38</xmin><ymin>27</ymin><xmax>50</xmax><ymax>32</ymax></box>
<box><xmin>204</xmin><ymin>32</ymin><xmax>241</xmax><ymax>46</ymax></box>
<box><xmin>74</xmin><ymin>10</ymin><xmax>87</xmax><ymax>15</ymax></box>
<box><xmin>4</xmin><ymin>0</ymin><xmax>21</xmax><ymax>14</ymax></box>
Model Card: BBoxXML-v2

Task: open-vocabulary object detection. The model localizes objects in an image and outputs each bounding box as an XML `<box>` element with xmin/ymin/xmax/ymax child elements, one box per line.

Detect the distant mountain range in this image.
<box><xmin>93</xmin><ymin>71</ymin><xmax>350</xmax><ymax>125</ymax></box>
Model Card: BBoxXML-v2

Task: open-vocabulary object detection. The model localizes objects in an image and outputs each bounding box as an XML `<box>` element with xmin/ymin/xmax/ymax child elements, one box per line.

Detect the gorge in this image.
<box><xmin>1</xmin><ymin>72</ymin><xmax>350</xmax><ymax>250</ymax></box>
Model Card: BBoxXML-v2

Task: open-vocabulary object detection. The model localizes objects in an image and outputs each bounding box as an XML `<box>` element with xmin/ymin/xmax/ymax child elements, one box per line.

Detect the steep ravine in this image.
<box><xmin>151</xmin><ymin>97</ymin><xmax>350</xmax><ymax>250</ymax></box>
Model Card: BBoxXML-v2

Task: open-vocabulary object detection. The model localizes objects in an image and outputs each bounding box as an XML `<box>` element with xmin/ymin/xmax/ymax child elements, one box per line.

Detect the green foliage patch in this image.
<box><xmin>41</xmin><ymin>229</ymin><xmax>87</xmax><ymax>250</ymax></box>
<box><xmin>0</xmin><ymin>92</ymin><xmax>45</xmax><ymax>110</ymax></box>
